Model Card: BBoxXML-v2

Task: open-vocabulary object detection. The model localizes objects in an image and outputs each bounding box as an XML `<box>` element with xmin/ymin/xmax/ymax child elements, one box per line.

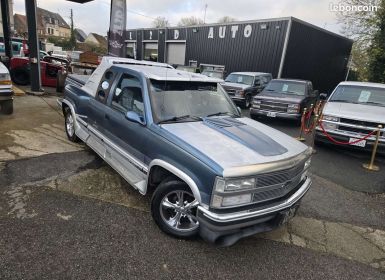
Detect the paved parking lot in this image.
<box><xmin>0</xmin><ymin>94</ymin><xmax>385</xmax><ymax>279</ymax></box>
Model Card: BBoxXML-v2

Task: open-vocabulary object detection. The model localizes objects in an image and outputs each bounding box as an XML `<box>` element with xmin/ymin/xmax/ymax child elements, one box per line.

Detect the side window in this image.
<box><xmin>308</xmin><ymin>83</ymin><xmax>313</xmax><ymax>94</ymax></box>
<box><xmin>111</xmin><ymin>74</ymin><xmax>144</xmax><ymax>117</ymax></box>
<box><xmin>254</xmin><ymin>77</ymin><xmax>261</xmax><ymax>85</ymax></box>
<box><xmin>261</xmin><ymin>76</ymin><xmax>268</xmax><ymax>85</ymax></box>
<box><xmin>96</xmin><ymin>70</ymin><xmax>115</xmax><ymax>104</ymax></box>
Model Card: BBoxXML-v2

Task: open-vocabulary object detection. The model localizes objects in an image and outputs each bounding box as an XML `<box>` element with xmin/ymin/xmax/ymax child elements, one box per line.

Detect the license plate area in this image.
<box><xmin>349</xmin><ymin>137</ymin><xmax>366</xmax><ymax>147</ymax></box>
<box><xmin>267</xmin><ymin>112</ymin><xmax>277</xmax><ymax>117</ymax></box>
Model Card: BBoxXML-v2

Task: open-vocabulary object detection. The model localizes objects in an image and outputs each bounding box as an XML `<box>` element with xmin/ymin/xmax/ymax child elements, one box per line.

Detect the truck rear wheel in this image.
<box><xmin>151</xmin><ymin>179</ymin><xmax>199</xmax><ymax>239</ymax></box>
<box><xmin>1</xmin><ymin>100</ymin><xmax>13</xmax><ymax>115</ymax></box>
<box><xmin>64</xmin><ymin>107</ymin><xmax>80</xmax><ymax>142</ymax></box>
<box><xmin>10</xmin><ymin>68</ymin><xmax>30</xmax><ymax>85</ymax></box>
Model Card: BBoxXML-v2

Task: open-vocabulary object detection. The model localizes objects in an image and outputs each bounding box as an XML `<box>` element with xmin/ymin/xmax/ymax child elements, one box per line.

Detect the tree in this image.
<box><xmin>368</xmin><ymin>0</ymin><xmax>385</xmax><ymax>82</ymax></box>
<box><xmin>335</xmin><ymin>0</ymin><xmax>383</xmax><ymax>81</ymax></box>
<box><xmin>177</xmin><ymin>16</ymin><xmax>204</xmax><ymax>27</ymax></box>
<box><xmin>217</xmin><ymin>16</ymin><xmax>237</xmax><ymax>24</ymax></box>
<box><xmin>152</xmin><ymin>16</ymin><xmax>168</xmax><ymax>28</ymax></box>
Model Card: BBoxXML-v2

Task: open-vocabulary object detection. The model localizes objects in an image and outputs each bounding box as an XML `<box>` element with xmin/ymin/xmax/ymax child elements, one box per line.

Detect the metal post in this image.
<box><xmin>25</xmin><ymin>0</ymin><xmax>43</xmax><ymax>93</ymax></box>
<box><xmin>362</xmin><ymin>125</ymin><xmax>382</xmax><ymax>172</ymax></box>
<box><xmin>1</xmin><ymin>0</ymin><xmax>12</xmax><ymax>64</ymax></box>
<box><xmin>311</xmin><ymin>114</ymin><xmax>320</xmax><ymax>154</ymax></box>
<box><xmin>296</xmin><ymin>108</ymin><xmax>307</xmax><ymax>142</ymax></box>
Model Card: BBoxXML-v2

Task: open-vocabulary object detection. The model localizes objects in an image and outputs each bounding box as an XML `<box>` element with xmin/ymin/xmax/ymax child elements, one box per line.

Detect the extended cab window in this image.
<box><xmin>111</xmin><ymin>74</ymin><xmax>144</xmax><ymax>117</ymax></box>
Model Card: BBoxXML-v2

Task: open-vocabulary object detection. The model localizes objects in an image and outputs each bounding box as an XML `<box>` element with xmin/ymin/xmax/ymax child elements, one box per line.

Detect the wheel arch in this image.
<box><xmin>146</xmin><ymin>159</ymin><xmax>202</xmax><ymax>204</ymax></box>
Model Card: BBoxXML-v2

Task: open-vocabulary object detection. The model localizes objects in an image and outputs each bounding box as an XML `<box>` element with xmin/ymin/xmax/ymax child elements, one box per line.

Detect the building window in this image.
<box><xmin>143</xmin><ymin>43</ymin><xmax>158</xmax><ymax>62</ymax></box>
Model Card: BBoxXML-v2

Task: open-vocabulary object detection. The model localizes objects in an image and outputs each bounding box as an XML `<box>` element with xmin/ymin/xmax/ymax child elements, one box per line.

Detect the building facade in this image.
<box><xmin>123</xmin><ymin>17</ymin><xmax>352</xmax><ymax>93</ymax></box>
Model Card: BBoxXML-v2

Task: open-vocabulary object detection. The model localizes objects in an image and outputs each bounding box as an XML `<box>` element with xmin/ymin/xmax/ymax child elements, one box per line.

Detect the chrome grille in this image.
<box><xmin>252</xmin><ymin>163</ymin><xmax>305</xmax><ymax>203</ymax></box>
<box><xmin>338</xmin><ymin>118</ymin><xmax>384</xmax><ymax>136</ymax></box>
<box><xmin>259</xmin><ymin>100</ymin><xmax>289</xmax><ymax>112</ymax></box>
<box><xmin>222</xmin><ymin>86</ymin><xmax>238</xmax><ymax>96</ymax></box>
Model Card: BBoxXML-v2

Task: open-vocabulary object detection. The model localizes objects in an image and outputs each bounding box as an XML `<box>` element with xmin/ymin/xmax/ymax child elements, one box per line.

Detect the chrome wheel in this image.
<box><xmin>66</xmin><ymin>113</ymin><xmax>75</xmax><ymax>137</ymax></box>
<box><xmin>160</xmin><ymin>190</ymin><xmax>199</xmax><ymax>232</ymax></box>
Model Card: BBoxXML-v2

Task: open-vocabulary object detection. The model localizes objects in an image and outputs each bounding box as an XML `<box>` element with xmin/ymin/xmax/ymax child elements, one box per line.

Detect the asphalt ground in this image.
<box><xmin>242</xmin><ymin>109</ymin><xmax>385</xmax><ymax>194</ymax></box>
<box><xmin>0</xmin><ymin>93</ymin><xmax>384</xmax><ymax>279</ymax></box>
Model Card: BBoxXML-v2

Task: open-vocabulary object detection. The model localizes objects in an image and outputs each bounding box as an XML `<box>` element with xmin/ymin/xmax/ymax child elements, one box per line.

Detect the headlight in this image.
<box><xmin>287</xmin><ymin>108</ymin><xmax>299</xmax><ymax>113</ymax></box>
<box><xmin>323</xmin><ymin>115</ymin><xmax>339</xmax><ymax>122</ymax></box>
<box><xmin>304</xmin><ymin>157</ymin><xmax>311</xmax><ymax>170</ymax></box>
<box><xmin>235</xmin><ymin>89</ymin><xmax>244</xmax><ymax>97</ymax></box>
<box><xmin>0</xmin><ymin>73</ymin><xmax>11</xmax><ymax>85</ymax></box>
<box><xmin>254</xmin><ymin>100</ymin><xmax>261</xmax><ymax>104</ymax></box>
<box><xmin>253</xmin><ymin>104</ymin><xmax>261</xmax><ymax>108</ymax></box>
<box><xmin>212</xmin><ymin>193</ymin><xmax>252</xmax><ymax>208</ymax></box>
<box><xmin>214</xmin><ymin>177</ymin><xmax>256</xmax><ymax>192</ymax></box>
<box><xmin>288</xmin><ymin>103</ymin><xmax>300</xmax><ymax>109</ymax></box>
<box><xmin>322</xmin><ymin>115</ymin><xmax>339</xmax><ymax>130</ymax></box>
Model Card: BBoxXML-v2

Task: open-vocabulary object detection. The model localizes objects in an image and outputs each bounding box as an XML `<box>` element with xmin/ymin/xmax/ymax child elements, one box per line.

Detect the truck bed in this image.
<box><xmin>66</xmin><ymin>74</ymin><xmax>90</xmax><ymax>88</ymax></box>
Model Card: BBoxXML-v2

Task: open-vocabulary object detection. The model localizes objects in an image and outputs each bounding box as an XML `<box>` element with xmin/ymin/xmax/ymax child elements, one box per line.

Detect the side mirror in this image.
<box><xmin>254</xmin><ymin>81</ymin><xmax>261</xmax><ymax>87</ymax></box>
<box><xmin>313</xmin><ymin>90</ymin><xmax>319</xmax><ymax>96</ymax></box>
<box><xmin>125</xmin><ymin>111</ymin><xmax>145</xmax><ymax>125</ymax></box>
<box><xmin>319</xmin><ymin>93</ymin><xmax>328</xmax><ymax>100</ymax></box>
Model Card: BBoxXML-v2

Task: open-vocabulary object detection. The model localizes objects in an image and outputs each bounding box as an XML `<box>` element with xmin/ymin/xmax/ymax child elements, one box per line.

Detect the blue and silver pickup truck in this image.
<box><xmin>58</xmin><ymin>57</ymin><xmax>312</xmax><ymax>246</ymax></box>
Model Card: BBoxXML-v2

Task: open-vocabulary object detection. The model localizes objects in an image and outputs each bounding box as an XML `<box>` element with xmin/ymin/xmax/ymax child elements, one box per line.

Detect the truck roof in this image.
<box><xmin>118</xmin><ymin>64</ymin><xmax>222</xmax><ymax>83</ymax></box>
<box><xmin>338</xmin><ymin>81</ymin><xmax>385</xmax><ymax>89</ymax></box>
<box><xmin>230</xmin><ymin>72</ymin><xmax>271</xmax><ymax>76</ymax></box>
<box><xmin>272</xmin><ymin>78</ymin><xmax>310</xmax><ymax>83</ymax></box>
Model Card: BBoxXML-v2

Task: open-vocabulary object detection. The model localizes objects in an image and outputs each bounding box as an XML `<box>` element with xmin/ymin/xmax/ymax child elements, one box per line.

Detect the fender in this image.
<box><xmin>146</xmin><ymin>159</ymin><xmax>202</xmax><ymax>204</ymax></box>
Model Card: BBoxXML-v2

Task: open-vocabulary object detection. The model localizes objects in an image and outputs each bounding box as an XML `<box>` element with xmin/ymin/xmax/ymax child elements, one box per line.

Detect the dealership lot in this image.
<box><xmin>0</xmin><ymin>94</ymin><xmax>385</xmax><ymax>279</ymax></box>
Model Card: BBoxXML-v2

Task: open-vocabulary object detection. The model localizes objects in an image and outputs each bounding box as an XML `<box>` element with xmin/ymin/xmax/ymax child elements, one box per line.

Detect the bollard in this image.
<box><xmin>306</xmin><ymin>104</ymin><xmax>314</xmax><ymax>129</ymax></box>
<box><xmin>310</xmin><ymin>114</ymin><xmax>319</xmax><ymax>154</ymax></box>
<box><xmin>362</xmin><ymin>125</ymin><xmax>383</xmax><ymax>172</ymax></box>
<box><xmin>296</xmin><ymin>108</ymin><xmax>307</xmax><ymax>142</ymax></box>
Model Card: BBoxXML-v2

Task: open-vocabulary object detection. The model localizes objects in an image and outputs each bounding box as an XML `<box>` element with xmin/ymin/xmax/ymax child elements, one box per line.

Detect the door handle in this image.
<box><xmin>105</xmin><ymin>114</ymin><xmax>110</xmax><ymax>120</ymax></box>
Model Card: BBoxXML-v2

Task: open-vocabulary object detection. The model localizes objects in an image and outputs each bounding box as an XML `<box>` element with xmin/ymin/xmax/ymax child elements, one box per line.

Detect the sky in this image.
<box><xmin>12</xmin><ymin>0</ymin><xmax>343</xmax><ymax>36</ymax></box>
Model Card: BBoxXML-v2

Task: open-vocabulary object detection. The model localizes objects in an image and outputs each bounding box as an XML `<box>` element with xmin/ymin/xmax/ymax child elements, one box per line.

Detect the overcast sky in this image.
<box><xmin>12</xmin><ymin>0</ymin><xmax>342</xmax><ymax>36</ymax></box>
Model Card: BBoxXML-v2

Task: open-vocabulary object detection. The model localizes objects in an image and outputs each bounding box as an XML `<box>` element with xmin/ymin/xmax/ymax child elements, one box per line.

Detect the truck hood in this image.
<box><xmin>161</xmin><ymin>117</ymin><xmax>309</xmax><ymax>176</ymax></box>
<box><xmin>221</xmin><ymin>82</ymin><xmax>250</xmax><ymax>90</ymax></box>
<box><xmin>323</xmin><ymin>102</ymin><xmax>385</xmax><ymax>123</ymax></box>
<box><xmin>256</xmin><ymin>92</ymin><xmax>305</xmax><ymax>103</ymax></box>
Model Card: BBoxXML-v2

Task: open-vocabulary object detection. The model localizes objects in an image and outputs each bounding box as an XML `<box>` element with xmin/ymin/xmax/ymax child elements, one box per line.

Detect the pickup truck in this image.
<box><xmin>250</xmin><ymin>79</ymin><xmax>319</xmax><ymax>121</ymax></box>
<box><xmin>58</xmin><ymin>57</ymin><xmax>312</xmax><ymax>246</ymax></box>
<box><xmin>222</xmin><ymin>72</ymin><xmax>272</xmax><ymax>108</ymax></box>
<box><xmin>315</xmin><ymin>81</ymin><xmax>385</xmax><ymax>152</ymax></box>
<box><xmin>0</xmin><ymin>61</ymin><xmax>13</xmax><ymax>114</ymax></box>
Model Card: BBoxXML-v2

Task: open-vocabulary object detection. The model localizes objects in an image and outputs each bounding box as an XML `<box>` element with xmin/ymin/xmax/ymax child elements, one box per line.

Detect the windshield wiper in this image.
<box><xmin>329</xmin><ymin>100</ymin><xmax>359</xmax><ymax>104</ymax></box>
<box><xmin>205</xmin><ymin>112</ymin><xmax>238</xmax><ymax>118</ymax></box>
<box><xmin>158</xmin><ymin>114</ymin><xmax>202</xmax><ymax>124</ymax></box>
<box><xmin>362</xmin><ymin>101</ymin><xmax>385</xmax><ymax>107</ymax></box>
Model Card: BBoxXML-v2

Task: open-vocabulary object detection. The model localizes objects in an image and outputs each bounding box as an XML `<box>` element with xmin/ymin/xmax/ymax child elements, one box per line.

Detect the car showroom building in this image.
<box><xmin>123</xmin><ymin>17</ymin><xmax>353</xmax><ymax>93</ymax></box>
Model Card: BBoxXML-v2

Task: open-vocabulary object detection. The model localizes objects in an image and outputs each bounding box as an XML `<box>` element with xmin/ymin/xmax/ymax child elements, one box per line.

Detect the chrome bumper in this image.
<box><xmin>250</xmin><ymin>108</ymin><xmax>301</xmax><ymax>119</ymax></box>
<box><xmin>198</xmin><ymin>177</ymin><xmax>311</xmax><ymax>223</ymax></box>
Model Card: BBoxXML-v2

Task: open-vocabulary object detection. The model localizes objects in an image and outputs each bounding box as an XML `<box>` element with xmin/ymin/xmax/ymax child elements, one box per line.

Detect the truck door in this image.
<box><xmin>102</xmin><ymin>72</ymin><xmax>148</xmax><ymax>191</ymax></box>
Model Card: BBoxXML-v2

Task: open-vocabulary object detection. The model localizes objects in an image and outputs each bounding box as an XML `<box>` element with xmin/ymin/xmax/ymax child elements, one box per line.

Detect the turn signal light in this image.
<box><xmin>0</xmin><ymin>80</ymin><xmax>12</xmax><ymax>85</ymax></box>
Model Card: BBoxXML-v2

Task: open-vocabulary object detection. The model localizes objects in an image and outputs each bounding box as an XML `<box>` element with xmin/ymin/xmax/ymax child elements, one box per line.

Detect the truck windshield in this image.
<box><xmin>225</xmin><ymin>74</ymin><xmax>254</xmax><ymax>85</ymax></box>
<box><xmin>329</xmin><ymin>85</ymin><xmax>385</xmax><ymax>107</ymax></box>
<box><xmin>265</xmin><ymin>81</ymin><xmax>306</xmax><ymax>96</ymax></box>
<box><xmin>149</xmin><ymin>80</ymin><xmax>240</xmax><ymax>123</ymax></box>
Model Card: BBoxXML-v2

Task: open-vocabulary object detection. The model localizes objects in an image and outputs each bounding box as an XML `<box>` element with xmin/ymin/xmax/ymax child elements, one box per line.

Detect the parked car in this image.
<box><xmin>250</xmin><ymin>79</ymin><xmax>319</xmax><ymax>121</ymax></box>
<box><xmin>58</xmin><ymin>57</ymin><xmax>312</xmax><ymax>246</ymax></box>
<box><xmin>201</xmin><ymin>70</ymin><xmax>225</xmax><ymax>81</ymax></box>
<box><xmin>10</xmin><ymin>55</ymin><xmax>70</xmax><ymax>88</ymax></box>
<box><xmin>222</xmin><ymin>72</ymin><xmax>272</xmax><ymax>108</ymax></box>
<box><xmin>0</xmin><ymin>61</ymin><xmax>13</xmax><ymax>114</ymax></box>
<box><xmin>315</xmin><ymin>81</ymin><xmax>385</xmax><ymax>152</ymax></box>
<box><xmin>0</xmin><ymin>41</ymin><xmax>25</xmax><ymax>58</ymax></box>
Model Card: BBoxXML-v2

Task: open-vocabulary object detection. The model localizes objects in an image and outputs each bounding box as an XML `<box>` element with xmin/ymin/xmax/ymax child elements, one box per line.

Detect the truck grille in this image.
<box><xmin>222</xmin><ymin>86</ymin><xmax>238</xmax><ymax>96</ymax></box>
<box><xmin>259</xmin><ymin>100</ymin><xmax>289</xmax><ymax>112</ymax></box>
<box><xmin>252</xmin><ymin>163</ymin><xmax>305</xmax><ymax>204</ymax></box>
<box><xmin>338</xmin><ymin>118</ymin><xmax>384</xmax><ymax>136</ymax></box>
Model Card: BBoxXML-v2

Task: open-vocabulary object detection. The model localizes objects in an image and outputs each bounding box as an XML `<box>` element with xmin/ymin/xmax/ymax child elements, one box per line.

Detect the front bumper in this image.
<box><xmin>315</xmin><ymin>129</ymin><xmax>385</xmax><ymax>152</ymax></box>
<box><xmin>0</xmin><ymin>89</ymin><xmax>13</xmax><ymax>101</ymax></box>
<box><xmin>197</xmin><ymin>177</ymin><xmax>311</xmax><ymax>246</ymax></box>
<box><xmin>250</xmin><ymin>108</ymin><xmax>301</xmax><ymax>120</ymax></box>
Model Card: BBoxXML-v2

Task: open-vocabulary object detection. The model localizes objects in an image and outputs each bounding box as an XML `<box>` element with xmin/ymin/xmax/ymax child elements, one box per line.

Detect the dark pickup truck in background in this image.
<box><xmin>221</xmin><ymin>72</ymin><xmax>272</xmax><ymax>108</ymax></box>
<box><xmin>250</xmin><ymin>79</ymin><xmax>319</xmax><ymax>121</ymax></box>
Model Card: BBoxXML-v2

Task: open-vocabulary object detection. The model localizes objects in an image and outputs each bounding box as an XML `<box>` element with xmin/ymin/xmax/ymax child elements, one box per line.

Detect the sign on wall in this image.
<box><xmin>108</xmin><ymin>0</ymin><xmax>126</xmax><ymax>57</ymax></box>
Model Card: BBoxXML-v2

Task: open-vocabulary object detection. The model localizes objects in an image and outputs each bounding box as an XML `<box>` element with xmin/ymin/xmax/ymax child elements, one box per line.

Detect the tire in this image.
<box><xmin>151</xmin><ymin>179</ymin><xmax>199</xmax><ymax>239</ymax></box>
<box><xmin>10</xmin><ymin>68</ymin><xmax>30</xmax><ymax>85</ymax></box>
<box><xmin>1</xmin><ymin>100</ymin><xmax>13</xmax><ymax>115</ymax></box>
<box><xmin>64</xmin><ymin>107</ymin><xmax>80</xmax><ymax>142</ymax></box>
<box><xmin>243</xmin><ymin>94</ymin><xmax>252</xmax><ymax>109</ymax></box>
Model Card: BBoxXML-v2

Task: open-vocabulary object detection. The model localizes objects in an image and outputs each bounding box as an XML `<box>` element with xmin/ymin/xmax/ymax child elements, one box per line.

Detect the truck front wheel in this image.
<box><xmin>151</xmin><ymin>179</ymin><xmax>199</xmax><ymax>239</ymax></box>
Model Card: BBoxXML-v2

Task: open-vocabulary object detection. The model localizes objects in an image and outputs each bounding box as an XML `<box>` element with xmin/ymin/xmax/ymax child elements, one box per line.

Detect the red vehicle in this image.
<box><xmin>10</xmin><ymin>55</ymin><xmax>70</xmax><ymax>88</ymax></box>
